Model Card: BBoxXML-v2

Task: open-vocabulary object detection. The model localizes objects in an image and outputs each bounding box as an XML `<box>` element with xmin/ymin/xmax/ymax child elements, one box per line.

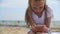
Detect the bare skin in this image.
<box><xmin>26</xmin><ymin>0</ymin><xmax>52</xmax><ymax>34</ymax></box>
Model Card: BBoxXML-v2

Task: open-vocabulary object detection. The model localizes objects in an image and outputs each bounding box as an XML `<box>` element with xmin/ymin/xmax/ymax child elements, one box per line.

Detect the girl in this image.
<box><xmin>25</xmin><ymin>0</ymin><xmax>53</xmax><ymax>34</ymax></box>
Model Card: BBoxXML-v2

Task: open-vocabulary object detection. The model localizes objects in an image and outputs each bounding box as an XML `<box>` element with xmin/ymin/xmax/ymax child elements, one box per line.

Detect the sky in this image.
<box><xmin>0</xmin><ymin>0</ymin><xmax>60</xmax><ymax>21</ymax></box>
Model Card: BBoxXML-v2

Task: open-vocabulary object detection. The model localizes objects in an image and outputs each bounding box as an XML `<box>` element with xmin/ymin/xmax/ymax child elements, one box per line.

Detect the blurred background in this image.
<box><xmin>0</xmin><ymin>0</ymin><xmax>60</xmax><ymax>34</ymax></box>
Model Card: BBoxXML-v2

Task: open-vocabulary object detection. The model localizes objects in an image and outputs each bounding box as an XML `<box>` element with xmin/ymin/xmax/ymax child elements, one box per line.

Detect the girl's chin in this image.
<box><xmin>34</xmin><ymin>9</ymin><xmax>43</xmax><ymax>12</ymax></box>
<box><xmin>32</xmin><ymin>9</ymin><xmax>43</xmax><ymax>13</ymax></box>
<box><xmin>34</xmin><ymin>10</ymin><xmax>42</xmax><ymax>13</ymax></box>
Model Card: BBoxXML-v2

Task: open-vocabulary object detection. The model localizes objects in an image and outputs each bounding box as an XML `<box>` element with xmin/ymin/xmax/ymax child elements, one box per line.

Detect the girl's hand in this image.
<box><xmin>31</xmin><ymin>24</ymin><xmax>37</xmax><ymax>32</ymax></box>
<box><xmin>36</xmin><ymin>25</ymin><xmax>45</xmax><ymax>32</ymax></box>
<box><xmin>32</xmin><ymin>25</ymin><xmax>44</xmax><ymax>32</ymax></box>
<box><xmin>43</xmin><ymin>25</ymin><xmax>49</xmax><ymax>33</ymax></box>
<box><xmin>31</xmin><ymin>24</ymin><xmax>49</xmax><ymax>33</ymax></box>
<box><xmin>36</xmin><ymin>25</ymin><xmax>49</xmax><ymax>32</ymax></box>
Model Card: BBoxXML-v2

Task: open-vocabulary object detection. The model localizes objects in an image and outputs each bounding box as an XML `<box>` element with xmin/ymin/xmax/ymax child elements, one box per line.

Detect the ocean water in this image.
<box><xmin>0</xmin><ymin>21</ymin><xmax>27</xmax><ymax>27</ymax></box>
<box><xmin>0</xmin><ymin>21</ymin><xmax>60</xmax><ymax>28</ymax></box>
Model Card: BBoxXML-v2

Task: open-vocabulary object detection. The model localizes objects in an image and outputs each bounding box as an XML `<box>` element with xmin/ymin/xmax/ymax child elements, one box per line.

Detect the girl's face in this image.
<box><xmin>30</xmin><ymin>0</ymin><xmax>45</xmax><ymax>13</ymax></box>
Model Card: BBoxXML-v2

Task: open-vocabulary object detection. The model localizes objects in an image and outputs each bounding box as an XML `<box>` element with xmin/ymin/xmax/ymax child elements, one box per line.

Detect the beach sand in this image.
<box><xmin>0</xmin><ymin>27</ymin><xmax>29</xmax><ymax>34</ymax></box>
<box><xmin>0</xmin><ymin>27</ymin><xmax>60</xmax><ymax>34</ymax></box>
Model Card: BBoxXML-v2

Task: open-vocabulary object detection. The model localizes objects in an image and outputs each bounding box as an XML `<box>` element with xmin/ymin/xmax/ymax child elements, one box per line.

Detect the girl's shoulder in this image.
<box><xmin>47</xmin><ymin>6</ymin><xmax>53</xmax><ymax>12</ymax></box>
<box><xmin>46</xmin><ymin>6</ymin><xmax>53</xmax><ymax>18</ymax></box>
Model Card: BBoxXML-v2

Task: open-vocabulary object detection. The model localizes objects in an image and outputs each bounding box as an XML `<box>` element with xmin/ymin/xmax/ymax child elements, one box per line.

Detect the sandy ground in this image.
<box><xmin>0</xmin><ymin>27</ymin><xmax>60</xmax><ymax>34</ymax></box>
<box><xmin>0</xmin><ymin>27</ymin><xmax>29</xmax><ymax>34</ymax></box>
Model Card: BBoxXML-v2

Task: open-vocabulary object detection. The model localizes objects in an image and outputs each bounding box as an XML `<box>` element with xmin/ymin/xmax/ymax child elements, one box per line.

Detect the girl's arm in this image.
<box><xmin>45</xmin><ymin>6</ymin><xmax>53</xmax><ymax>28</ymax></box>
<box><xmin>41</xmin><ymin>17</ymin><xmax>51</xmax><ymax>33</ymax></box>
<box><xmin>45</xmin><ymin>17</ymin><xmax>51</xmax><ymax>28</ymax></box>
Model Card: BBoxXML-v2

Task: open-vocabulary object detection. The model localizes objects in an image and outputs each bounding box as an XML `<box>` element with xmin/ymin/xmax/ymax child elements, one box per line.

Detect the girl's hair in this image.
<box><xmin>25</xmin><ymin>0</ymin><xmax>47</xmax><ymax>28</ymax></box>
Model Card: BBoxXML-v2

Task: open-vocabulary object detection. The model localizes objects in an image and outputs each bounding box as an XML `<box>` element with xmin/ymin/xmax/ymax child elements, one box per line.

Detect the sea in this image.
<box><xmin>0</xmin><ymin>20</ymin><xmax>60</xmax><ymax>28</ymax></box>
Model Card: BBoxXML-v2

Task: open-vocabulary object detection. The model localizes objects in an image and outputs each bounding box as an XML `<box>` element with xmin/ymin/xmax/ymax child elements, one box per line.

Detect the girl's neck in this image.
<box><xmin>32</xmin><ymin>9</ymin><xmax>44</xmax><ymax>18</ymax></box>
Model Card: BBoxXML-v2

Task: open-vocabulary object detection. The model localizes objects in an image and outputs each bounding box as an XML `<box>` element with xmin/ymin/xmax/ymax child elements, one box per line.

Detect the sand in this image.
<box><xmin>0</xmin><ymin>27</ymin><xmax>60</xmax><ymax>34</ymax></box>
<box><xmin>0</xmin><ymin>27</ymin><xmax>49</xmax><ymax>34</ymax></box>
<box><xmin>0</xmin><ymin>27</ymin><xmax>29</xmax><ymax>34</ymax></box>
